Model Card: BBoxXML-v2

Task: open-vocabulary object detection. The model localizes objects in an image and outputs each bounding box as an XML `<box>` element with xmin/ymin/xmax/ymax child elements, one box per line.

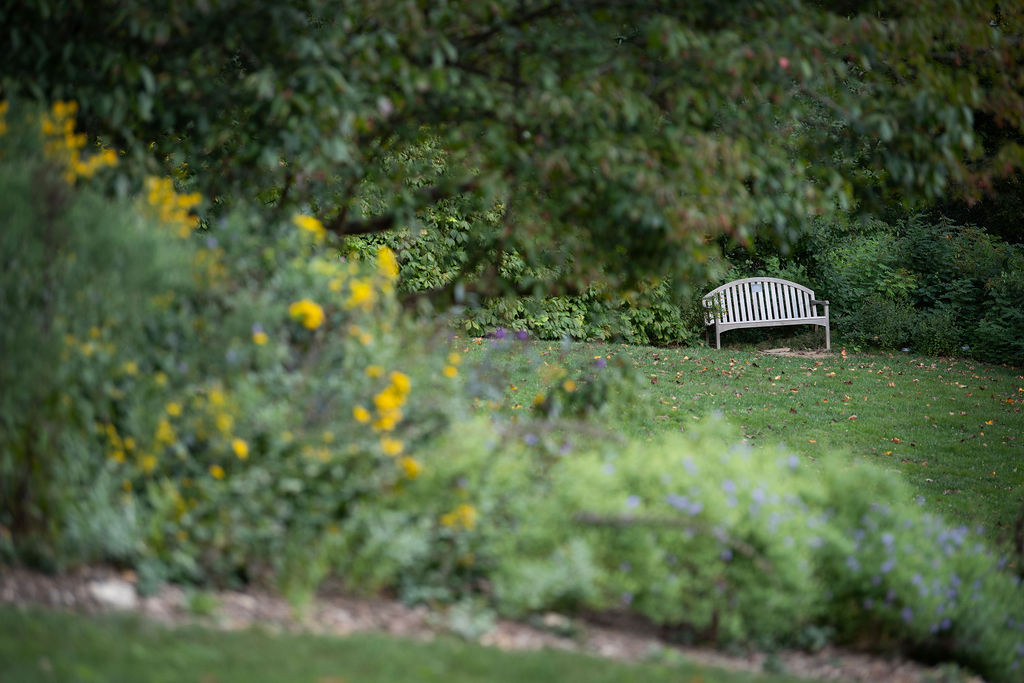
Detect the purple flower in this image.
<box><xmin>619</xmin><ymin>561</ymin><xmax>632</xmax><ymax>573</ymax></box>
<box><xmin>845</xmin><ymin>556</ymin><xmax>860</xmax><ymax>572</ymax></box>
<box><xmin>625</xmin><ymin>495</ymin><xmax>641</xmax><ymax>510</ymax></box>
<box><xmin>720</xmin><ymin>548</ymin><xmax>733</xmax><ymax>562</ymax></box>
<box><xmin>665</xmin><ymin>494</ymin><xmax>689</xmax><ymax>511</ymax></box>
<box><xmin>722</xmin><ymin>479</ymin><xmax>737</xmax><ymax>495</ymax></box>
<box><xmin>602</xmin><ymin>463</ymin><xmax>615</xmax><ymax>475</ymax></box>
<box><xmin>594</xmin><ymin>357</ymin><xmax>607</xmax><ymax>369</ymax></box>
<box><xmin>687</xmin><ymin>500</ymin><xmax>704</xmax><ymax>516</ymax></box>
<box><xmin>621</xmin><ymin>592</ymin><xmax>634</xmax><ymax>606</ymax></box>
<box><xmin>863</xmin><ymin>598</ymin><xmax>874</xmax><ymax>609</ymax></box>
<box><xmin>515</xmin><ymin>329</ymin><xmax>529</xmax><ymax>341</ymax></box>
<box><xmin>881</xmin><ymin>559</ymin><xmax>894</xmax><ymax>574</ymax></box>
<box><xmin>902</xmin><ymin>607</ymin><xmax>914</xmax><ymax>623</ymax></box>
<box><xmin>881</xmin><ymin>532</ymin><xmax>894</xmax><ymax>548</ymax></box>
<box><xmin>494</xmin><ymin>327</ymin><xmax>507</xmax><ymax>340</ymax></box>
<box><xmin>524</xmin><ymin>433</ymin><xmax>539</xmax><ymax>446</ymax></box>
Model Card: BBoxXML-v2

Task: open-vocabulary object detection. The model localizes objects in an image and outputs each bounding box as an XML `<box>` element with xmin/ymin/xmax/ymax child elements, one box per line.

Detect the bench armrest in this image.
<box><xmin>811</xmin><ymin>299</ymin><xmax>829</xmax><ymax>306</ymax></box>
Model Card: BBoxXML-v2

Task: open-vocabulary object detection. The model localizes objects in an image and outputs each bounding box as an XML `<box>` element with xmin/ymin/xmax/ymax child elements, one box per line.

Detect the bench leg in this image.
<box><xmin>715</xmin><ymin>328</ymin><xmax>721</xmax><ymax>349</ymax></box>
<box><xmin>824</xmin><ymin>323</ymin><xmax>830</xmax><ymax>352</ymax></box>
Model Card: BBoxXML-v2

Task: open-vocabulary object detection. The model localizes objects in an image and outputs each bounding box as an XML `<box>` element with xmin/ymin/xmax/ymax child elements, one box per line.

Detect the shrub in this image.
<box><xmin>0</xmin><ymin>102</ymin><xmax>461</xmax><ymax>588</ymax></box>
<box><xmin>344</xmin><ymin>210</ymin><xmax>705</xmax><ymax>345</ymax></box>
<box><xmin>362</xmin><ymin>414</ymin><xmax>1024</xmax><ymax>679</ymax></box>
<box><xmin>799</xmin><ymin>213</ymin><xmax>1023</xmax><ymax>362</ymax></box>
<box><xmin>973</xmin><ymin>251</ymin><xmax>1024</xmax><ymax>365</ymax></box>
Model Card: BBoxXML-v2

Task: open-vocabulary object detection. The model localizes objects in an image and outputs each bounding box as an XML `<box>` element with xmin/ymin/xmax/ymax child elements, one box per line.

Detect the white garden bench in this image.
<box><xmin>702</xmin><ymin>277</ymin><xmax>830</xmax><ymax>351</ymax></box>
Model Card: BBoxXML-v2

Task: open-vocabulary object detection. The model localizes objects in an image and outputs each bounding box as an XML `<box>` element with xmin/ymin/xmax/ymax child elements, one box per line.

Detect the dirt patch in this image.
<box><xmin>0</xmin><ymin>566</ymin><xmax>977</xmax><ymax>682</ymax></box>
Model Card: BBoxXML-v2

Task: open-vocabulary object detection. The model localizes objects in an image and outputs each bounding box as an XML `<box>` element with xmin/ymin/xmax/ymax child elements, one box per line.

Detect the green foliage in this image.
<box><xmin>974</xmin><ymin>252</ymin><xmax>1024</xmax><ymax>364</ymax></box>
<box><xmin>4</xmin><ymin>0</ymin><xmax>1023</xmax><ymax>299</ymax></box>
<box><xmin>366</xmin><ymin>415</ymin><xmax>1024</xmax><ymax>680</ymax></box>
<box><xmin>0</xmin><ymin>105</ymin><xmax>460</xmax><ymax>587</ymax></box>
<box><xmin>346</xmin><ymin>197</ymin><xmax>706</xmax><ymax>344</ymax></box>
<box><xmin>799</xmin><ymin>214</ymin><xmax>1024</xmax><ymax>362</ymax></box>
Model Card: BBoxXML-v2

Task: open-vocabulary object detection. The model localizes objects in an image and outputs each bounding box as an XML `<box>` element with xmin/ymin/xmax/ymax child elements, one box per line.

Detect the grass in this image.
<box><xmin>0</xmin><ymin>606</ymin><xmax>806</xmax><ymax>683</ymax></box>
<box><xmin>456</xmin><ymin>335</ymin><xmax>1024</xmax><ymax>541</ymax></box>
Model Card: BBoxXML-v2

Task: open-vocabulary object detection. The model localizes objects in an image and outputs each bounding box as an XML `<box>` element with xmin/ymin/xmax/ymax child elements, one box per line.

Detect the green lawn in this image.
<box><xmin>458</xmin><ymin>337</ymin><xmax>1024</xmax><ymax>540</ymax></box>
<box><xmin>0</xmin><ymin>607</ymin><xmax>806</xmax><ymax>683</ymax></box>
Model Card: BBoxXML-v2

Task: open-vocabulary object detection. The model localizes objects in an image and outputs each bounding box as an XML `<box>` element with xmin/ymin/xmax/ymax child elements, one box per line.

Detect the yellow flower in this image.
<box><xmin>123</xmin><ymin>437</ymin><xmax>136</xmax><ymax>451</ymax></box>
<box><xmin>292</xmin><ymin>214</ymin><xmax>326</xmax><ymax>242</ymax></box>
<box><xmin>353</xmin><ymin>405</ymin><xmax>371</xmax><ymax>423</ymax></box>
<box><xmin>288</xmin><ymin>298</ymin><xmax>325</xmax><ymax>330</ymax></box>
<box><xmin>390</xmin><ymin>371</ymin><xmax>411</xmax><ymax>394</ymax></box>
<box><xmin>216</xmin><ymin>413</ymin><xmax>234</xmax><ymax>433</ymax></box>
<box><xmin>109</xmin><ymin>450</ymin><xmax>125</xmax><ymax>464</ymax></box>
<box><xmin>380</xmin><ymin>436</ymin><xmax>404</xmax><ymax>457</ymax></box>
<box><xmin>232</xmin><ymin>438</ymin><xmax>249</xmax><ymax>460</ymax></box>
<box><xmin>252</xmin><ymin>330</ymin><xmax>268</xmax><ymax>345</ymax></box>
<box><xmin>562</xmin><ymin>379</ymin><xmax>577</xmax><ymax>393</ymax></box>
<box><xmin>447</xmin><ymin>352</ymin><xmax>462</xmax><ymax>366</ymax></box>
<box><xmin>155</xmin><ymin>418</ymin><xmax>175</xmax><ymax>445</ymax></box>
<box><xmin>443</xmin><ymin>365</ymin><xmax>458</xmax><ymax>378</ymax></box>
<box><xmin>141</xmin><ymin>455</ymin><xmax>157</xmax><ymax>473</ymax></box>
<box><xmin>123</xmin><ymin>361</ymin><xmax>139</xmax><ymax>376</ymax></box>
<box><xmin>209</xmin><ymin>388</ymin><xmax>225</xmax><ymax>406</ymax></box>
<box><xmin>372</xmin><ymin>413</ymin><xmax>399</xmax><ymax>432</ymax></box>
<box><xmin>366</xmin><ymin>365</ymin><xmax>385</xmax><ymax>378</ymax></box>
<box><xmin>155</xmin><ymin>372</ymin><xmax>168</xmax><ymax>387</ymax></box>
<box><xmin>209</xmin><ymin>464</ymin><xmax>225</xmax><ymax>480</ymax></box>
<box><xmin>322</xmin><ymin>430</ymin><xmax>334</xmax><ymax>443</ymax></box>
<box><xmin>165</xmin><ymin>402</ymin><xmax>182</xmax><ymax>417</ymax></box>
<box><xmin>374</xmin><ymin>387</ymin><xmax>404</xmax><ymax>413</ymax></box>
<box><xmin>144</xmin><ymin>176</ymin><xmax>200</xmax><ymax>236</ymax></box>
<box><xmin>347</xmin><ymin>279</ymin><xmax>374</xmax><ymax>310</ymax></box>
<box><xmin>329</xmin><ymin>278</ymin><xmax>343</xmax><ymax>292</ymax></box>
<box><xmin>398</xmin><ymin>456</ymin><xmax>422</xmax><ymax>480</ymax></box>
<box><xmin>376</xmin><ymin>246</ymin><xmax>399</xmax><ymax>279</ymax></box>
<box><xmin>440</xmin><ymin>503</ymin><xmax>477</xmax><ymax>530</ymax></box>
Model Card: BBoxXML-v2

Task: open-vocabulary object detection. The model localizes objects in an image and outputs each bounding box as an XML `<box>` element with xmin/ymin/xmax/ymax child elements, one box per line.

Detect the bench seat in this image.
<box><xmin>702</xmin><ymin>277</ymin><xmax>830</xmax><ymax>350</ymax></box>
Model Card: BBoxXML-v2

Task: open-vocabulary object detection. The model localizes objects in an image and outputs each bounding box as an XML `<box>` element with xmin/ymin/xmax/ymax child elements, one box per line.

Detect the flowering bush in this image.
<box><xmin>357</xmin><ymin>413</ymin><xmax>1023</xmax><ymax>680</ymax></box>
<box><xmin>0</xmin><ymin>103</ymin><xmax>462</xmax><ymax>590</ymax></box>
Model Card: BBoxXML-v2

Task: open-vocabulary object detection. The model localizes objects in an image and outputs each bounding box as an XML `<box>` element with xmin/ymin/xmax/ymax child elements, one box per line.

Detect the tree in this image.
<box><xmin>3</xmin><ymin>0</ymin><xmax>1022</xmax><ymax>296</ymax></box>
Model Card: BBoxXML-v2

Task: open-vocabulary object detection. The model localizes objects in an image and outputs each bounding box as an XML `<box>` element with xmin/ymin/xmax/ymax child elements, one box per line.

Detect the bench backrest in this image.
<box><xmin>703</xmin><ymin>277</ymin><xmax>820</xmax><ymax>324</ymax></box>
